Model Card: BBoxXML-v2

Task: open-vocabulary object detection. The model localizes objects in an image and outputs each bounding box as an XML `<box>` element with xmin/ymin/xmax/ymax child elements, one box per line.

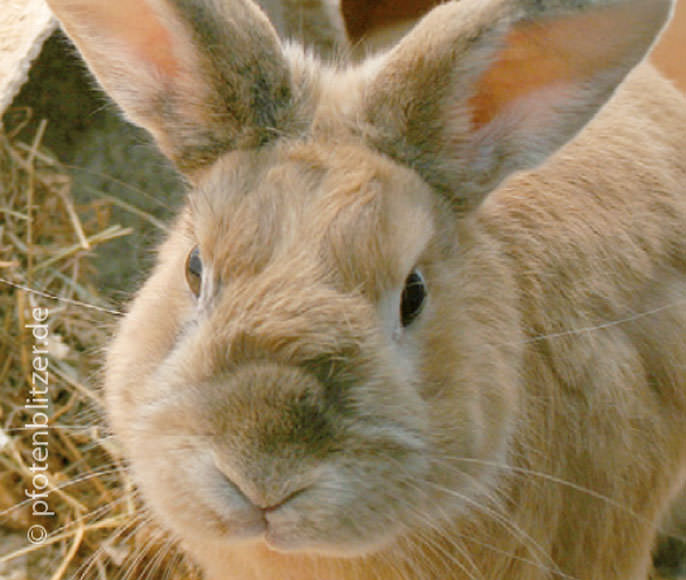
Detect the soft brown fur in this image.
<box><xmin>45</xmin><ymin>0</ymin><xmax>686</xmax><ymax>578</ymax></box>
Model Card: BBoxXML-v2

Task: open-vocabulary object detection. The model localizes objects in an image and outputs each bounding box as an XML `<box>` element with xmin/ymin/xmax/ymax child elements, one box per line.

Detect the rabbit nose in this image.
<box><xmin>206</xmin><ymin>361</ymin><xmax>335</xmax><ymax>453</ymax></box>
<box><xmin>214</xmin><ymin>453</ymin><xmax>310</xmax><ymax>515</ymax></box>
<box><xmin>204</xmin><ymin>362</ymin><xmax>334</xmax><ymax>514</ymax></box>
<box><xmin>259</xmin><ymin>487</ymin><xmax>309</xmax><ymax>514</ymax></box>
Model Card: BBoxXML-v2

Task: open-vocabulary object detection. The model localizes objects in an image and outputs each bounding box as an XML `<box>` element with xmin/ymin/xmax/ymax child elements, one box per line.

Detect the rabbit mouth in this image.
<box><xmin>195</xmin><ymin>452</ymin><xmax>417</xmax><ymax>556</ymax></box>
<box><xmin>217</xmin><ymin>502</ymin><xmax>405</xmax><ymax>557</ymax></box>
<box><xmin>161</xmin><ymin>459</ymin><xmax>411</xmax><ymax>557</ymax></box>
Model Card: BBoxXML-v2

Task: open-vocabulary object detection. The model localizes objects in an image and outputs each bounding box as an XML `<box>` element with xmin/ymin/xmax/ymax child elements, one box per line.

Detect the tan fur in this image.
<box><xmin>45</xmin><ymin>0</ymin><xmax>686</xmax><ymax>578</ymax></box>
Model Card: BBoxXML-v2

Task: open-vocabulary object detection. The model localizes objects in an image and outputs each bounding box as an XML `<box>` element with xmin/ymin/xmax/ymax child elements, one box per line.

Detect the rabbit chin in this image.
<box><xmin>212</xmin><ymin>529</ymin><xmax>401</xmax><ymax>560</ymax></box>
<box><xmin>263</xmin><ymin>516</ymin><xmax>401</xmax><ymax>557</ymax></box>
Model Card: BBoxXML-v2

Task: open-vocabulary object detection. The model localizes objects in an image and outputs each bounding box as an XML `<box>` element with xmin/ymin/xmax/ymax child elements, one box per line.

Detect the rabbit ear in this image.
<box><xmin>362</xmin><ymin>0</ymin><xmax>672</xmax><ymax>211</ymax></box>
<box><xmin>46</xmin><ymin>0</ymin><xmax>295</xmax><ymax>176</ymax></box>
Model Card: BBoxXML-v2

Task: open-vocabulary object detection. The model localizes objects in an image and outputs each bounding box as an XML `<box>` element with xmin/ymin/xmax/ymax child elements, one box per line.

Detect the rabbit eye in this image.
<box><xmin>185</xmin><ymin>246</ymin><xmax>202</xmax><ymax>296</ymax></box>
<box><xmin>400</xmin><ymin>270</ymin><xmax>427</xmax><ymax>327</ymax></box>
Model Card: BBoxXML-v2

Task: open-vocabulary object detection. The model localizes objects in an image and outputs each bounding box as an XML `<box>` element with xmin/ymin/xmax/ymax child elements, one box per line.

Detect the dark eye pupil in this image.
<box><xmin>401</xmin><ymin>270</ymin><xmax>426</xmax><ymax>327</ymax></box>
<box><xmin>186</xmin><ymin>246</ymin><xmax>203</xmax><ymax>296</ymax></box>
<box><xmin>188</xmin><ymin>248</ymin><xmax>202</xmax><ymax>277</ymax></box>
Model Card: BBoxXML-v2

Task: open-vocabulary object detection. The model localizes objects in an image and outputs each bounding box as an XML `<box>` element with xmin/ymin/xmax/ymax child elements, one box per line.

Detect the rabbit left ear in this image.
<box><xmin>361</xmin><ymin>0</ymin><xmax>672</xmax><ymax>211</ymax></box>
<box><xmin>46</xmin><ymin>0</ymin><xmax>297</xmax><ymax>176</ymax></box>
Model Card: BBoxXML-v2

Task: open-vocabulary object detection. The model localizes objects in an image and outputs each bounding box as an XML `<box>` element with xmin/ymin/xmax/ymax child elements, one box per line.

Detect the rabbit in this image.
<box><xmin>44</xmin><ymin>0</ymin><xmax>686</xmax><ymax>578</ymax></box>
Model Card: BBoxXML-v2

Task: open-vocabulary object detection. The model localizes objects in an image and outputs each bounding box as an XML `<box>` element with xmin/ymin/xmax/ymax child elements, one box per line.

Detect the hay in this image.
<box><xmin>0</xmin><ymin>115</ymin><xmax>198</xmax><ymax>579</ymax></box>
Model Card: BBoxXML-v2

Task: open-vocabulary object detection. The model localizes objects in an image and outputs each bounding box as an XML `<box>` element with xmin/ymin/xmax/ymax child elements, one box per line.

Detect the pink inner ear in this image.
<box><xmin>71</xmin><ymin>0</ymin><xmax>180</xmax><ymax>78</ymax></box>
<box><xmin>469</xmin><ymin>2</ymin><xmax>655</xmax><ymax>129</ymax></box>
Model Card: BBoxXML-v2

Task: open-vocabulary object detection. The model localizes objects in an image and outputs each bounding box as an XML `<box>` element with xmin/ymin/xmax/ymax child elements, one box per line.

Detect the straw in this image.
<box><xmin>0</xmin><ymin>119</ymin><xmax>199</xmax><ymax>579</ymax></box>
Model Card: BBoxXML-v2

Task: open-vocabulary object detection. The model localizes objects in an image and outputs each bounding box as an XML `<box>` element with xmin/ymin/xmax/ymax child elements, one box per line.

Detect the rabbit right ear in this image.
<box><xmin>46</xmin><ymin>0</ymin><xmax>297</xmax><ymax>176</ymax></box>
<box><xmin>361</xmin><ymin>0</ymin><xmax>672</xmax><ymax>211</ymax></box>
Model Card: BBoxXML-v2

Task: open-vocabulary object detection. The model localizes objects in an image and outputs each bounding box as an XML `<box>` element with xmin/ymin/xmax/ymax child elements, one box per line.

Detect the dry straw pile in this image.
<box><xmin>0</xmin><ymin>114</ymin><xmax>197</xmax><ymax>579</ymax></box>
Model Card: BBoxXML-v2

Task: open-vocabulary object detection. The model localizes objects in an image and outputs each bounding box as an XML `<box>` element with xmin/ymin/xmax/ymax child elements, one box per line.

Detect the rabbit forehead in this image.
<box><xmin>190</xmin><ymin>140</ymin><xmax>436</xmax><ymax>294</ymax></box>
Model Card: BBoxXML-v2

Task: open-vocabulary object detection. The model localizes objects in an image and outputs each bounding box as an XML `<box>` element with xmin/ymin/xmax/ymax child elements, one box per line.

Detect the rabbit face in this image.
<box><xmin>106</xmin><ymin>140</ymin><xmax>521</xmax><ymax>555</ymax></box>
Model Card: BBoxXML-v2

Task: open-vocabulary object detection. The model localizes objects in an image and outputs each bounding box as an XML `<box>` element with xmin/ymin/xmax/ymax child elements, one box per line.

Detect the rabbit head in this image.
<box><xmin>45</xmin><ymin>0</ymin><xmax>674</xmax><ymax>575</ymax></box>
